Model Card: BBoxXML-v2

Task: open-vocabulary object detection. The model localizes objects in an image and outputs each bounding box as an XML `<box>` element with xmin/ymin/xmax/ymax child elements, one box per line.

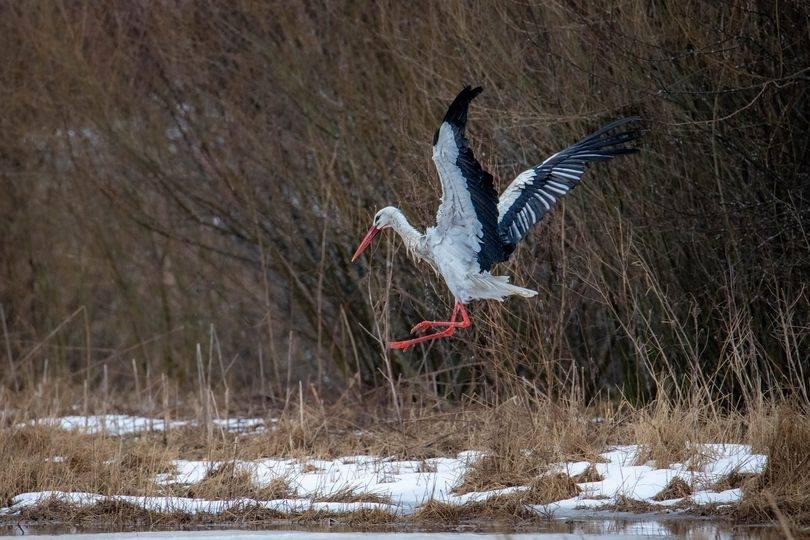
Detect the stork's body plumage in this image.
<box><xmin>378</xmin><ymin>207</ymin><xmax>537</xmax><ymax>303</ymax></box>
<box><xmin>352</xmin><ymin>86</ymin><xmax>641</xmax><ymax>349</ymax></box>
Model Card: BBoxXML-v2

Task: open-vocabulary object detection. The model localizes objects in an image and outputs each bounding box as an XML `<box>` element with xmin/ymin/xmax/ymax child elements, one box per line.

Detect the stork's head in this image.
<box><xmin>351</xmin><ymin>206</ymin><xmax>400</xmax><ymax>262</ymax></box>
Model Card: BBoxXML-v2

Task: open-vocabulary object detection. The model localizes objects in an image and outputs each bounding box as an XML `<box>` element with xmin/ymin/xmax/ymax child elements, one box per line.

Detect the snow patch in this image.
<box><xmin>0</xmin><ymin>443</ymin><xmax>766</xmax><ymax>519</ymax></box>
<box><xmin>19</xmin><ymin>415</ymin><xmax>266</xmax><ymax>436</ymax></box>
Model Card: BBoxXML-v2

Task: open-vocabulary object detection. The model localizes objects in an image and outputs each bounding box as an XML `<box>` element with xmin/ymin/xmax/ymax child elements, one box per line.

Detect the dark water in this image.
<box><xmin>0</xmin><ymin>516</ymin><xmax>789</xmax><ymax>539</ymax></box>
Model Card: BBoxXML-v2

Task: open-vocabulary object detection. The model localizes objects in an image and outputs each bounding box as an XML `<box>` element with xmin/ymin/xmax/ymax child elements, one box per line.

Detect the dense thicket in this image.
<box><xmin>1</xmin><ymin>1</ymin><xmax>807</xmax><ymax>404</ymax></box>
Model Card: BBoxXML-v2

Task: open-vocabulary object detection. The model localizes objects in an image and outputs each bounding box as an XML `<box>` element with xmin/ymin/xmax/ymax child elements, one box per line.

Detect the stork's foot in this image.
<box><xmin>388</xmin><ymin>339</ymin><xmax>414</xmax><ymax>350</ymax></box>
<box><xmin>410</xmin><ymin>320</ymin><xmax>444</xmax><ymax>334</ymax></box>
<box><xmin>408</xmin><ymin>301</ymin><xmax>471</xmax><ymax>335</ymax></box>
<box><xmin>388</xmin><ymin>326</ymin><xmax>457</xmax><ymax>350</ymax></box>
<box><xmin>389</xmin><ymin>302</ymin><xmax>471</xmax><ymax>350</ymax></box>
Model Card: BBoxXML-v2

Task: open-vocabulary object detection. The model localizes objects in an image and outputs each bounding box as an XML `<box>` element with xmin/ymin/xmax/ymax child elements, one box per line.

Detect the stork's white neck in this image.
<box><xmin>386</xmin><ymin>209</ymin><xmax>426</xmax><ymax>261</ymax></box>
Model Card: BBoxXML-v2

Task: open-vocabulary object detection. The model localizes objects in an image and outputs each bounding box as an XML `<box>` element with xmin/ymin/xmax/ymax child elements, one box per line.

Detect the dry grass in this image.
<box><xmin>455</xmin><ymin>460</ymin><xmax>580</xmax><ymax>507</ymax></box>
<box><xmin>521</xmin><ymin>474</ymin><xmax>580</xmax><ymax>505</ymax></box>
<box><xmin>572</xmin><ymin>465</ymin><xmax>603</xmax><ymax>484</ymax></box>
<box><xmin>631</xmin><ymin>398</ymin><xmax>739</xmax><ymax>469</ymax></box>
<box><xmin>0</xmin><ymin>427</ymin><xmax>177</xmax><ymax>505</ymax></box>
<box><xmin>452</xmin><ymin>396</ymin><xmax>609</xmax><ymax>495</ymax></box>
<box><xmin>311</xmin><ymin>487</ymin><xmax>392</xmax><ymax>505</ymax></box>
<box><xmin>412</xmin><ymin>498</ymin><xmax>537</xmax><ymax>524</ymax></box>
<box><xmin>340</xmin><ymin>508</ymin><xmax>399</xmax><ymax>527</ymax></box>
<box><xmin>736</xmin><ymin>406</ymin><xmax>810</xmax><ymax>527</ymax></box>
<box><xmin>3</xmin><ymin>386</ymin><xmax>809</xmax><ymax>528</ymax></box>
<box><xmin>607</xmin><ymin>496</ymin><xmax>663</xmax><ymax>514</ymax></box>
<box><xmin>19</xmin><ymin>498</ymin><xmax>195</xmax><ymax>529</ymax></box>
<box><xmin>410</xmin><ymin>500</ymin><xmax>468</xmax><ymax>524</ymax></box>
<box><xmin>712</xmin><ymin>471</ymin><xmax>758</xmax><ymax>492</ymax></box>
<box><xmin>416</xmin><ymin>475</ymin><xmax>578</xmax><ymax>523</ymax></box>
<box><xmin>450</xmin><ymin>471</ymin><xmax>580</xmax><ymax>513</ymax></box>
<box><xmin>652</xmin><ymin>478</ymin><xmax>692</xmax><ymax>502</ymax></box>
<box><xmin>453</xmin><ymin>454</ymin><xmax>536</xmax><ymax>495</ymax></box>
<box><xmin>180</xmin><ymin>462</ymin><xmax>294</xmax><ymax>501</ymax></box>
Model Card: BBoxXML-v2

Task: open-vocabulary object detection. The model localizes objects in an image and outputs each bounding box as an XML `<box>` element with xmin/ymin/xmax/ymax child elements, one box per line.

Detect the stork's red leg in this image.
<box><xmin>388</xmin><ymin>302</ymin><xmax>471</xmax><ymax>350</ymax></box>
<box><xmin>409</xmin><ymin>302</ymin><xmax>462</xmax><ymax>334</ymax></box>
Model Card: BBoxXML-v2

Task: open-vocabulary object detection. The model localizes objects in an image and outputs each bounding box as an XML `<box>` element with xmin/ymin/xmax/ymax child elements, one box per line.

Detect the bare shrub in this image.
<box><xmin>0</xmin><ymin>2</ymin><xmax>804</xmax><ymax>406</ymax></box>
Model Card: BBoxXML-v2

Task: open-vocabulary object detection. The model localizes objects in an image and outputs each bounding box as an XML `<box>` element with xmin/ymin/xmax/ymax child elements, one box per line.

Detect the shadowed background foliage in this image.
<box><xmin>1</xmin><ymin>1</ymin><xmax>807</xmax><ymax>407</ymax></box>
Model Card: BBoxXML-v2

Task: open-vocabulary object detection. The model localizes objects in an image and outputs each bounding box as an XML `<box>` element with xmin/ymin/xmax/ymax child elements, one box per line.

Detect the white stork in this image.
<box><xmin>352</xmin><ymin>86</ymin><xmax>641</xmax><ymax>350</ymax></box>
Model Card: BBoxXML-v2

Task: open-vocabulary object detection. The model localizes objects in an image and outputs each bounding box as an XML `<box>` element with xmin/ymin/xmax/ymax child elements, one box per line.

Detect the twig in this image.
<box><xmin>0</xmin><ymin>303</ymin><xmax>17</xmax><ymax>391</ymax></box>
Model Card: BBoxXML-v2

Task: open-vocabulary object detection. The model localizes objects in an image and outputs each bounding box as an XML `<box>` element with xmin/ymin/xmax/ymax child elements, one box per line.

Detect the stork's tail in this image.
<box><xmin>473</xmin><ymin>273</ymin><xmax>538</xmax><ymax>300</ymax></box>
<box><xmin>499</xmin><ymin>281</ymin><xmax>538</xmax><ymax>298</ymax></box>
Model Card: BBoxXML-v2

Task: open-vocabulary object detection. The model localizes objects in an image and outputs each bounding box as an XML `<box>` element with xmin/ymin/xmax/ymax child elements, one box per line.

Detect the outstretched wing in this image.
<box><xmin>432</xmin><ymin>86</ymin><xmax>504</xmax><ymax>272</ymax></box>
<box><xmin>497</xmin><ymin>117</ymin><xmax>641</xmax><ymax>258</ymax></box>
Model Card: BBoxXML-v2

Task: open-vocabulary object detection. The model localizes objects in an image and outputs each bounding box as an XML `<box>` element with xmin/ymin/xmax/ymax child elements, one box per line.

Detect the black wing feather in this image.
<box><xmin>433</xmin><ymin>86</ymin><xmax>483</xmax><ymax>144</ymax></box>
<box><xmin>436</xmin><ymin>86</ymin><xmax>504</xmax><ymax>272</ymax></box>
<box><xmin>498</xmin><ymin>117</ymin><xmax>642</xmax><ymax>258</ymax></box>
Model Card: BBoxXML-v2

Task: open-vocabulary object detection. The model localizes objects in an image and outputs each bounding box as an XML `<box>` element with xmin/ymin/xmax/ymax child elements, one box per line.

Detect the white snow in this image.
<box><xmin>20</xmin><ymin>415</ymin><xmax>266</xmax><ymax>436</ymax></box>
<box><xmin>690</xmin><ymin>488</ymin><xmax>743</xmax><ymax>505</ymax></box>
<box><xmin>0</xmin><ymin>432</ymin><xmax>767</xmax><ymax>520</ymax></box>
<box><xmin>150</xmin><ymin>453</ymin><xmax>500</xmax><ymax>510</ymax></box>
<box><xmin>702</xmin><ymin>443</ymin><xmax>768</xmax><ymax>475</ymax></box>
<box><xmin>532</xmin><ymin>443</ymin><xmax>762</xmax><ymax>516</ymax></box>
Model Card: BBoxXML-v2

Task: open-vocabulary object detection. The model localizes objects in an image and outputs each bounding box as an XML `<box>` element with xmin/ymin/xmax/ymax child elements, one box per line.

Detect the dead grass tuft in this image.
<box><xmin>17</xmin><ymin>497</ymin><xmax>400</xmax><ymax>529</ymax></box>
<box><xmin>184</xmin><ymin>505</ymin><xmax>287</xmax><ymax>524</ymax></box>
<box><xmin>608</xmin><ymin>495</ymin><xmax>661</xmax><ymax>513</ymax></box>
<box><xmin>237</xmin><ymin>404</ymin><xmax>471</xmax><ymax>460</ymax></box>
<box><xmin>464</xmin><ymin>496</ymin><xmax>538</xmax><ymax>520</ymax></box>
<box><xmin>412</xmin><ymin>497</ymin><xmax>537</xmax><ymax>523</ymax></box>
<box><xmin>453</xmin><ymin>397</ymin><xmax>606</xmax><ymax>495</ymax></box>
<box><xmin>291</xmin><ymin>508</ymin><xmax>349</xmax><ymax>524</ymax></box>
<box><xmin>17</xmin><ymin>497</ymin><xmax>78</xmax><ymax>523</ymax></box>
<box><xmin>631</xmin><ymin>399</ymin><xmax>735</xmax><ymax>469</ymax></box>
<box><xmin>342</xmin><ymin>508</ymin><xmax>398</xmax><ymax>526</ymax></box>
<box><xmin>226</xmin><ymin>506</ymin><xmax>286</xmax><ymax>521</ymax></box>
<box><xmin>20</xmin><ymin>498</ymin><xmax>162</xmax><ymax>527</ymax></box>
<box><xmin>293</xmin><ymin>507</ymin><xmax>397</xmax><ymax>526</ymax></box>
<box><xmin>652</xmin><ymin>477</ymin><xmax>692</xmax><ymax>501</ymax></box>
<box><xmin>411</xmin><ymin>500</ymin><xmax>466</xmax><ymax>523</ymax></box>
<box><xmin>737</xmin><ymin>406</ymin><xmax>810</xmax><ymax>526</ymax></box>
<box><xmin>522</xmin><ymin>473</ymin><xmax>580</xmax><ymax>505</ymax></box>
<box><xmin>453</xmin><ymin>454</ymin><xmax>535</xmax><ymax>495</ymax></box>
<box><xmin>453</xmin><ymin>471</ymin><xmax>578</xmax><ymax>517</ymax></box>
<box><xmin>571</xmin><ymin>464</ymin><xmax>603</xmax><ymax>483</ymax></box>
<box><xmin>312</xmin><ymin>487</ymin><xmax>392</xmax><ymax>505</ymax></box>
<box><xmin>632</xmin><ymin>402</ymin><xmax>697</xmax><ymax>468</ymax></box>
<box><xmin>712</xmin><ymin>470</ymin><xmax>757</xmax><ymax>492</ymax></box>
<box><xmin>183</xmin><ymin>462</ymin><xmax>294</xmax><ymax>500</ymax></box>
<box><xmin>0</xmin><ymin>427</ymin><xmax>177</xmax><ymax>503</ymax></box>
<box><xmin>256</xmin><ymin>478</ymin><xmax>297</xmax><ymax>501</ymax></box>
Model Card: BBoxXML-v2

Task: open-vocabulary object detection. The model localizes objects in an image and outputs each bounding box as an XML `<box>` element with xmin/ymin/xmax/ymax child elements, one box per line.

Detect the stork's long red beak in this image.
<box><xmin>351</xmin><ymin>226</ymin><xmax>381</xmax><ymax>262</ymax></box>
